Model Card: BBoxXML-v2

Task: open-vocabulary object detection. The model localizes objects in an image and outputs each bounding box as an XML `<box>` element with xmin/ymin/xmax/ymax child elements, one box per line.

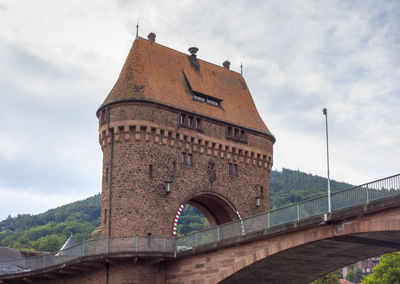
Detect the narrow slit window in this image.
<box><xmin>187</xmin><ymin>154</ymin><xmax>193</xmax><ymax>166</ymax></box>
<box><xmin>180</xmin><ymin>114</ymin><xmax>185</xmax><ymax>124</ymax></box>
<box><xmin>228</xmin><ymin>126</ymin><xmax>232</xmax><ymax>137</ymax></box>
<box><xmin>228</xmin><ymin>163</ymin><xmax>233</xmax><ymax>175</ymax></box>
<box><xmin>188</xmin><ymin>116</ymin><xmax>193</xmax><ymax>127</ymax></box>
<box><xmin>181</xmin><ymin>152</ymin><xmax>186</xmax><ymax>164</ymax></box>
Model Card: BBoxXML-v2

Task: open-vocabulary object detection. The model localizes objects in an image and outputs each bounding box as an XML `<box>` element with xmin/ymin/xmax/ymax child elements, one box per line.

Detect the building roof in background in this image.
<box><xmin>0</xmin><ymin>247</ymin><xmax>23</xmax><ymax>261</ymax></box>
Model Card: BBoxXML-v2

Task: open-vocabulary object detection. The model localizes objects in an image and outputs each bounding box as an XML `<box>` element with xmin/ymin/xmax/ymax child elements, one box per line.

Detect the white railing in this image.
<box><xmin>0</xmin><ymin>236</ymin><xmax>176</xmax><ymax>275</ymax></box>
<box><xmin>177</xmin><ymin>174</ymin><xmax>400</xmax><ymax>249</ymax></box>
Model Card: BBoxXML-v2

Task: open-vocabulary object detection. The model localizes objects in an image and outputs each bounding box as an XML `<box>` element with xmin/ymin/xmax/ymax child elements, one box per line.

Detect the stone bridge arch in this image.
<box><xmin>167</xmin><ymin>206</ymin><xmax>400</xmax><ymax>284</ymax></box>
<box><xmin>172</xmin><ymin>192</ymin><xmax>240</xmax><ymax>235</ymax></box>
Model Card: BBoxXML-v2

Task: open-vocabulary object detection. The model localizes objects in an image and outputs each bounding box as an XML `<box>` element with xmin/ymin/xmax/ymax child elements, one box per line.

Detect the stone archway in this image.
<box><xmin>172</xmin><ymin>192</ymin><xmax>240</xmax><ymax>236</ymax></box>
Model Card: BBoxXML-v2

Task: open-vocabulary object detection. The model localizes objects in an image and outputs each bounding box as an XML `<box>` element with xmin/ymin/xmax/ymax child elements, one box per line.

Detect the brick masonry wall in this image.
<box><xmin>98</xmin><ymin>101</ymin><xmax>274</xmax><ymax>237</ymax></box>
<box><xmin>166</xmin><ymin>206</ymin><xmax>400</xmax><ymax>283</ymax></box>
<box><xmin>31</xmin><ymin>262</ymin><xmax>165</xmax><ymax>284</ymax></box>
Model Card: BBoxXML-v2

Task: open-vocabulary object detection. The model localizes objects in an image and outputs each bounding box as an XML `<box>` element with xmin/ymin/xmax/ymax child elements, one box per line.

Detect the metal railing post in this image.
<box><xmin>163</xmin><ymin>238</ymin><xmax>166</xmax><ymax>252</ymax></box>
<box><xmin>217</xmin><ymin>226</ymin><xmax>220</xmax><ymax>241</ymax></box>
<box><xmin>366</xmin><ymin>186</ymin><xmax>369</xmax><ymax>203</ymax></box>
<box><xmin>267</xmin><ymin>212</ymin><xmax>270</xmax><ymax>229</ymax></box>
<box><xmin>297</xmin><ymin>204</ymin><xmax>300</xmax><ymax>222</ymax></box>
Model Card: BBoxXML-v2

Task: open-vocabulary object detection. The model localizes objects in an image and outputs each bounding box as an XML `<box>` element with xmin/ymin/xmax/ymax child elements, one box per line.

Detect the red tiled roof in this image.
<box><xmin>101</xmin><ymin>37</ymin><xmax>272</xmax><ymax>135</ymax></box>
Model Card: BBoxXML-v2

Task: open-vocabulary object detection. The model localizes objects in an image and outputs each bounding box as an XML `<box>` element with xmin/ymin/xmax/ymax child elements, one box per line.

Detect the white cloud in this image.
<box><xmin>0</xmin><ymin>0</ymin><xmax>399</xmax><ymax>220</ymax></box>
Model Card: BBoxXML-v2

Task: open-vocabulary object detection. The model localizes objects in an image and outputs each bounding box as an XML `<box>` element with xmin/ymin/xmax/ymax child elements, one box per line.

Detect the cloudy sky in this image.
<box><xmin>0</xmin><ymin>0</ymin><xmax>399</xmax><ymax>221</ymax></box>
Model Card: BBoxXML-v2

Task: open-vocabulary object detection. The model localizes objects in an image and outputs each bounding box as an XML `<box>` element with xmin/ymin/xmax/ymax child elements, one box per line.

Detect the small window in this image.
<box><xmin>149</xmin><ymin>165</ymin><xmax>153</xmax><ymax>179</ymax></box>
<box><xmin>188</xmin><ymin>116</ymin><xmax>193</xmax><ymax>127</ymax></box>
<box><xmin>104</xmin><ymin>209</ymin><xmax>107</xmax><ymax>224</ymax></box>
<box><xmin>228</xmin><ymin>126</ymin><xmax>232</xmax><ymax>137</ymax></box>
<box><xmin>195</xmin><ymin>118</ymin><xmax>201</xmax><ymax>128</ymax></box>
<box><xmin>234</xmin><ymin>128</ymin><xmax>239</xmax><ymax>139</ymax></box>
<box><xmin>180</xmin><ymin>114</ymin><xmax>185</xmax><ymax>124</ymax></box>
<box><xmin>228</xmin><ymin>163</ymin><xmax>238</xmax><ymax>176</ymax></box>
<box><xmin>181</xmin><ymin>152</ymin><xmax>186</xmax><ymax>164</ymax></box>
<box><xmin>233</xmin><ymin>164</ymin><xmax>238</xmax><ymax>176</ymax></box>
<box><xmin>241</xmin><ymin>130</ymin><xmax>245</xmax><ymax>140</ymax></box>
<box><xmin>187</xmin><ymin>154</ymin><xmax>193</xmax><ymax>166</ymax></box>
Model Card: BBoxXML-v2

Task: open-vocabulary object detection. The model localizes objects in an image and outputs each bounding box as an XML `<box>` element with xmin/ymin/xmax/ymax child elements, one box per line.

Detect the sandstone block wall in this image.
<box><xmin>98</xmin><ymin>102</ymin><xmax>274</xmax><ymax>237</ymax></box>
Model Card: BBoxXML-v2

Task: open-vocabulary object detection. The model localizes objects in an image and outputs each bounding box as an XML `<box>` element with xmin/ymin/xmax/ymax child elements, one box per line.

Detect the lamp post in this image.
<box><xmin>323</xmin><ymin>108</ymin><xmax>332</xmax><ymax>213</ymax></box>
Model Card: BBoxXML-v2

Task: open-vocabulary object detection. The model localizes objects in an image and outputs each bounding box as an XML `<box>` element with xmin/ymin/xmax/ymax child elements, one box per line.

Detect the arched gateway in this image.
<box><xmin>173</xmin><ymin>192</ymin><xmax>241</xmax><ymax>235</ymax></box>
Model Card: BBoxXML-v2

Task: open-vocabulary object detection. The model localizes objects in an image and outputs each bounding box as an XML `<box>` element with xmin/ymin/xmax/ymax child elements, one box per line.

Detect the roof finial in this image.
<box><xmin>240</xmin><ymin>62</ymin><xmax>243</xmax><ymax>76</ymax></box>
<box><xmin>136</xmin><ymin>22</ymin><xmax>139</xmax><ymax>39</ymax></box>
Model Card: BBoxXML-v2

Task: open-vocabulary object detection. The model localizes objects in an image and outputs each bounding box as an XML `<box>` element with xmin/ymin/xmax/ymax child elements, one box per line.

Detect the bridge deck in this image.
<box><xmin>1</xmin><ymin>174</ymin><xmax>399</xmax><ymax>282</ymax></box>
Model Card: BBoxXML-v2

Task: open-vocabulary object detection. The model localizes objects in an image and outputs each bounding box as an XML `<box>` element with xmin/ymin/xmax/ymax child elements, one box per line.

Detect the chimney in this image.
<box><xmin>188</xmin><ymin>47</ymin><xmax>199</xmax><ymax>58</ymax></box>
<box><xmin>223</xmin><ymin>60</ymin><xmax>230</xmax><ymax>70</ymax></box>
<box><xmin>147</xmin><ymin>32</ymin><xmax>156</xmax><ymax>43</ymax></box>
<box><xmin>188</xmin><ymin>47</ymin><xmax>200</xmax><ymax>72</ymax></box>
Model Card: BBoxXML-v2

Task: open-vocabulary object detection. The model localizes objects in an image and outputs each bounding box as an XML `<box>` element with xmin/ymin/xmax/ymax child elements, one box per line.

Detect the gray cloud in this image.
<box><xmin>0</xmin><ymin>0</ymin><xmax>399</xmax><ymax>220</ymax></box>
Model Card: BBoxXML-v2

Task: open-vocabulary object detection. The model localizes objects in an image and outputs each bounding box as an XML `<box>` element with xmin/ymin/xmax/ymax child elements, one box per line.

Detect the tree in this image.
<box><xmin>312</xmin><ymin>271</ymin><xmax>340</xmax><ymax>284</ymax></box>
<box><xmin>32</xmin><ymin>234</ymin><xmax>66</xmax><ymax>252</ymax></box>
<box><xmin>363</xmin><ymin>252</ymin><xmax>400</xmax><ymax>284</ymax></box>
<box><xmin>354</xmin><ymin>269</ymin><xmax>363</xmax><ymax>283</ymax></box>
<box><xmin>347</xmin><ymin>270</ymin><xmax>355</xmax><ymax>282</ymax></box>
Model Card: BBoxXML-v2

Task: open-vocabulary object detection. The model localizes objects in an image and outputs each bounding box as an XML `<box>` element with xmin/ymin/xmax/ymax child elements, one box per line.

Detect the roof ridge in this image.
<box><xmin>136</xmin><ymin>37</ymin><xmax>242</xmax><ymax>76</ymax></box>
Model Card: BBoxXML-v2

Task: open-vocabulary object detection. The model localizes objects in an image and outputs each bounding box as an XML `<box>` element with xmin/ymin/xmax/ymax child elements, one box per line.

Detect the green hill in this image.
<box><xmin>270</xmin><ymin>168</ymin><xmax>352</xmax><ymax>209</ymax></box>
<box><xmin>0</xmin><ymin>194</ymin><xmax>101</xmax><ymax>251</ymax></box>
<box><xmin>0</xmin><ymin>169</ymin><xmax>353</xmax><ymax>251</ymax></box>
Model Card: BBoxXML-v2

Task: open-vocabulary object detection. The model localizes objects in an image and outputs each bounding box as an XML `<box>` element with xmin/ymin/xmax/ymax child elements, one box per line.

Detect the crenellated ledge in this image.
<box><xmin>99</xmin><ymin>120</ymin><xmax>273</xmax><ymax>171</ymax></box>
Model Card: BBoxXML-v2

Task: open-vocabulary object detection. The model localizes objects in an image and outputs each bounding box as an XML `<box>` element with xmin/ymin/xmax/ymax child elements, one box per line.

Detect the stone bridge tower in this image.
<box><xmin>96</xmin><ymin>33</ymin><xmax>275</xmax><ymax>238</ymax></box>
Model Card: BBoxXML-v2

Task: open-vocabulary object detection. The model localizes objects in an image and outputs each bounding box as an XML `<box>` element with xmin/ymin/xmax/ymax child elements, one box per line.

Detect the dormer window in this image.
<box><xmin>206</xmin><ymin>97</ymin><xmax>219</xmax><ymax>106</ymax></box>
<box><xmin>193</xmin><ymin>94</ymin><xmax>206</xmax><ymax>103</ymax></box>
<box><xmin>193</xmin><ymin>92</ymin><xmax>221</xmax><ymax>107</ymax></box>
<box><xmin>183</xmin><ymin>71</ymin><xmax>222</xmax><ymax>107</ymax></box>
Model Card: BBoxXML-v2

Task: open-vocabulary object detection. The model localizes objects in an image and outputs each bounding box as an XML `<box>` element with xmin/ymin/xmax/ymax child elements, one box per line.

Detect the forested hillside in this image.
<box><xmin>270</xmin><ymin>168</ymin><xmax>352</xmax><ymax>209</ymax></box>
<box><xmin>0</xmin><ymin>169</ymin><xmax>353</xmax><ymax>251</ymax></box>
<box><xmin>0</xmin><ymin>194</ymin><xmax>100</xmax><ymax>251</ymax></box>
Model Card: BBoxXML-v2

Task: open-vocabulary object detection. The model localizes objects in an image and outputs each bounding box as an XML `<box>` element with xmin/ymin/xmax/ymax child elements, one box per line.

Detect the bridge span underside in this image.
<box><xmin>168</xmin><ymin>198</ymin><xmax>400</xmax><ymax>284</ymax></box>
<box><xmin>221</xmin><ymin>231</ymin><xmax>400</xmax><ymax>283</ymax></box>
